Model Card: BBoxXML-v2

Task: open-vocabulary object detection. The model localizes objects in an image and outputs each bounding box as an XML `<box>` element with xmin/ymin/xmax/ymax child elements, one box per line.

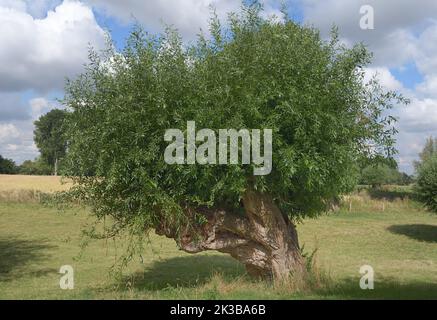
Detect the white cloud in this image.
<box><xmin>0</xmin><ymin>0</ymin><xmax>106</xmax><ymax>92</ymax></box>
<box><xmin>301</xmin><ymin>0</ymin><xmax>437</xmax><ymax>68</ymax></box>
<box><xmin>86</xmin><ymin>0</ymin><xmax>281</xmax><ymax>40</ymax></box>
<box><xmin>301</xmin><ymin>0</ymin><xmax>437</xmax><ymax>38</ymax></box>
<box><xmin>0</xmin><ymin>119</ymin><xmax>39</xmax><ymax>163</ymax></box>
<box><xmin>0</xmin><ymin>123</ymin><xmax>20</xmax><ymax>143</ymax></box>
<box><xmin>398</xmin><ymin>98</ymin><xmax>437</xmax><ymax>133</ymax></box>
<box><xmin>395</xmin><ymin>128</ymin><xmax>437</xmax><ymax>174</ymax></box>
<box><xmin>0</xmin><ymin>1</ymin><xmax>104</xmax><ymax>163</ymax></box>
<box><xmin>415</xmin><ymin>23</ymin><xmax>437</xmax><ymax>76</ymax></box>
<box><xmin>23</xmin><ymin>0</ymin><xmax>62</xmax><ymax>18</ymax></box>
<box><xmin>0</xmin><ymin>0</ymin><xmax>26</xmax><ymax>12</ymax></box>
<box><xmin>0</xmin><ymin>0</ymin><xmax>63</xmax><ymax>18</ymax></box>
<box><xmin>86</xmin><ymin>0</ymin><xmax>234</xmax><ymax>39</ymax></box>
<box><xmin>392</xmin><ymin>88</ymin><xmax>437</xmax><ymax>174</ymax></box>
<box><xmin>364</xmin><ymin>67</ymin><xmax>403</xmax><ymax>91</ymax></box>
<box><xmin>417</xmin><ymin>75</ymin><xmax>437</xmax><ymax>99</ymax></box>
<box><xmin>361</xmin><ymin>67</ymin><xmax>437</xmax><ymax>174</ymax></box>
<box><xmin>0</xmin><ymin>95</ymin><xmax>59</xmax><ymax>163</ymax></box>
<box><xmin>30</xmin><ymin>97</ymin><xmax>53</xmax><ymax>120</ymax></box>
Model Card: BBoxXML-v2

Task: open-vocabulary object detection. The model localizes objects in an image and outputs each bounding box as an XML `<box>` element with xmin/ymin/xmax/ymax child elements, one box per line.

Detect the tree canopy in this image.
<box><xmin>62</xmin><ymin>4</ymin><xmax>405</xmax><ymax>257</ymax></box>
<box><xmin>19</xmin><ymin>158</ymin><xmax>52</xmax><ymax>175</ymax></box>
<box><xmin>359</xmin><ymin>163</ymin><xmax>412</xmax><ymax>187</ymax></box>
<box><xmin>414</xmin><ymin>136</ymin><xmax>437</xmax><ymax>170</ymax></box>
<box><xmin>34</xmin><ymin>109</ymin><xmax>68</xmax><ymax>174</ymax></box>
<box><xmin>416</xmin><ymin>155</ymin><xmax>437</xmax><ymax>213</ymax></box>
<box><xmin>0</xmin><ymin>155</ymin><xmax>17</xmax><ymax>174</ymax></box>
<box><xmin>415</xmin><ymin>136</ymin><xmax>437</xmax><ymax>213</ymax></box>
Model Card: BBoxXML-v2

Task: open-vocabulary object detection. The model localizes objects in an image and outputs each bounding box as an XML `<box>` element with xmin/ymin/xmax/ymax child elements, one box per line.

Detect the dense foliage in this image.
<box><xmin>360</xmin><ymin>164</ymin><xmax>412</xmax><ymax>187</ymax></box>
<box><xmin>414</xmin><ymin>136</ymin><xmax>436</xmax><ymax>170</ymax></box>
<box><xmin>416</xmin><ymin>155</ymin><xmax>437</xmax><ymax>213</ymax></box>
<box><xmin>19</xmin><ymin>158</ymin><xmax>52</xmax><ymax>175</ymax></box>
<box><xmin>63</xmin><ymin>4</ymin><xmax>405</xmax><ymax>237</ymax></box>
<box><xmin>0</xmin><ymin>155</ymin><xmax>17</xmax><ymax>174</ymax></box>
<box><xmin>34</xmin><ymin>109</ymin><xmax>68</xmax><ymax>174</ymax></box>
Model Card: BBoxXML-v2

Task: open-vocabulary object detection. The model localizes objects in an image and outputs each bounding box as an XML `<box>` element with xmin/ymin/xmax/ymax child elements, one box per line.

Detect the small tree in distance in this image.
<box><xmin>414</xmin><ymin>136</ymin><xmax>437</xmax><ymax>170</ymax></box>
<box><xmin>34</xmin><ymin>109</ymin><xmax>68</xmax><ymax>175</ymax></box>
<box><xmin>63</xmin><ymin>3</ymin><xmax>407</xmax><ymax>280</ymax></box>
<box><xmin>416</xmin><ymin>156</ymin><xmax>437</xmax><ymax>213</ymax></box>
<box><xmin>415</xmin><ymin>137</ymin><xmax>437</xmax><ymax>213</ymax></box>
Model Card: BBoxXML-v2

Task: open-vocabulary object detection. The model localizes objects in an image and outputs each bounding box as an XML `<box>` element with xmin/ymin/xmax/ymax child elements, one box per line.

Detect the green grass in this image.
<box><xmin>0</xmin><ymin>194</ymin><xmax>436</xmax><ymax>299</ymax></box>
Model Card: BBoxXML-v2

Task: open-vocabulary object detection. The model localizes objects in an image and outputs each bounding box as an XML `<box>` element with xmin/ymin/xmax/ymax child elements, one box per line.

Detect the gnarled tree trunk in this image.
<box><xmin>156</xmin><ymin>189</ymin><xmax>305</xmax><ymax>281</ymax></box>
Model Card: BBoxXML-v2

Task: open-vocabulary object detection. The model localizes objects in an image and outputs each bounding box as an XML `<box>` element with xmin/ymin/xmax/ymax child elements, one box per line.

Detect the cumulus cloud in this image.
<box><xmin>300</xmin><ymin>0</ymin><xmax>437</xmax><ymax>68</ymax></box>
<box><xmin>415</xmin><ymin>23</ymin><xmax>437</xmax><ymax>76</ymax></box>
<box><xmin>0</xmin><ymin>95</ymin><xmax>58</xmax><ymax>163</ymax></box>
<box><xmin>0</xmin><ymin>119</ymin><xmax>39</xmax><ymax>163</ymax></box>
<box><xmin>0</xmin><ymin>0</ymin><xmax>63</xmax><ymax>18</ymax></box>
<box><xmin>86</xmin><ymin>0</ymin><xmax>282</xmax><ymax>39</ymax></box>
<box><xmin>364</xmin><ymin>67</ymin><xmax>404</xmax><ymax>91</ymax></box>
<box><xmin>29</xmin><ymin>97</ymin><xmax>54</xmax><ymax>120</ymax></box>
<box><xmin>0</xmin><ymin>123</ymin><xmax>20</xmax><ymax>143</ymax></box>
<box><xmin>0</xmin><ymin>0</ymin><xmax>105</xmax><ymax>92</ymax></box>
<box><xmin>22</xmin><ymin>0</ymin><xmax>62</xmax><ymax>18</ymax></box>
<box><xmin>361</xmin><ymin>67</ymin><xmax>437</xmax><ymax>174</ymax></box>
<box><xmin>0</xmin><ymin>96</ymin><xmax>60</xmax><ymax>164</ymax></box>
<box><xmin>0</xmin><ymin>0</ymin><xmax>27</xmax><ymax>12</ymax></box>
<box><xmin>301</xmin><ymin>0</ymin><xmax>437</xmax><ymax>35</ymax></box>
<box><xmin>417</xmin><ymin>75</ymin><xmax>437</xmax><ymax>98</ymax></box>
<box><xmin>398</xmin><ymin>98</ymin><xmax>437</xmax><ymax>133</ymax></box>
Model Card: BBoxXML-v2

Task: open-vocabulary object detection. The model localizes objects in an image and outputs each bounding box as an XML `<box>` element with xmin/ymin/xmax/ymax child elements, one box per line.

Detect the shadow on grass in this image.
<box><xmin>119</xmin><ymin>254</ymin><xmax>245</xmax><ymax>291</ymax></box>
<box><xmin>387</xmin><ymin>224</ymin><xmax>437</xmax><ymax>243</ymax></box>
<box><xmin>114</xmin><ymin>254</ymin><xmax>437</xmax><ymax>299</ymax></box>
<box><xmin>320</xmin><ymin>277</ymin><xmax>437</xmax><ymax>300</ymax></box>
<box><xmin>0</xmin><ymin>237</ymin><xmax>57</xmax><ymax>281</ymax></box>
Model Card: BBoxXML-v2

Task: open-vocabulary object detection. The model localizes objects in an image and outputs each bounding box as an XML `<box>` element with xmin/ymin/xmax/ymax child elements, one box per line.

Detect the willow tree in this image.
<box><xmin>63</xmin><ymin>4</ymin><xmax>405</xmax><ymax>280</ymax></box>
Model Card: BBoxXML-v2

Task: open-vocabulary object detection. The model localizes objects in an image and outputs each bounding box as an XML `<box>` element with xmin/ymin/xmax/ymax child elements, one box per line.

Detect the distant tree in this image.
<box><xmin>399</xmin><ymin>172</ymin><xmax>415</xmax><ymax>185</ymax></box>
<box><xmin>19</xmin><ymin>158</ymin><xmax>52</xmax><ymax>175</ymax></box>
<box><xmin>0</xmin><ymin>155</ymin><xmax>17</xmax><ymax>174</ymax></box>
<box><xmin>360</xmin><ymin>164</ymin><xmax>401</xmax><ymax>188</ymax></box>
<box><xmin>414</xmin><ymin>136</ymin><xmax>437</xmax><ymax>169</ymax></box>
<box><xmin>415</xmin><ymin>155</ymin><xmax>437</xmax><ymax>213</ymax></box>
<box><xmin>34</xmin><ymin>109</ymin><xmax>68</xmax><ymax>175</ymax></box>
<box><xmin>62</xmin><ymin>4</ymin><xmax>406</xmax><ymax>280</ymax></box>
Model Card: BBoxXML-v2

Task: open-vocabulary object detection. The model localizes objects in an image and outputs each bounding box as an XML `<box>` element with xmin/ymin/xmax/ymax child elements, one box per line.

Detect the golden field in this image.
<box><xmin>0</xmin><ymin>174</ymin><xmax>71</xmax><ymax>202</ymax></box>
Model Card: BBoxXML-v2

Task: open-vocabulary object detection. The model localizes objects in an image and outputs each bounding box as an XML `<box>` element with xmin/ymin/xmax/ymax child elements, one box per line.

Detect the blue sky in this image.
<box><xmin>1</xmin><ymin>0</ymin><xmax>437</xmax><ymax>174</ymax></box>
<box><xmin>390</xmin><ymin>63</ymin><xmax>423</xmax><ymax>90</ymax></box>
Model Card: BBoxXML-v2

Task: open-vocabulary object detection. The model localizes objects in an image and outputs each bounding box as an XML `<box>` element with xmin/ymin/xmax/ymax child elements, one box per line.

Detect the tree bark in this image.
<box><xmin>54</xmin><ymin>158</ymin><xmax>58</xmax><ymax>176</ymax></box>
<box><xmin>155</xmin><ymin>189</ymin><xmax>305</xmax><ymax>281</ymax></box>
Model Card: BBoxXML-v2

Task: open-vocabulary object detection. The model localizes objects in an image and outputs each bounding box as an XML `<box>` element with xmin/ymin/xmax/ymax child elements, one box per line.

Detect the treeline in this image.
<box><xmin>0</xmin><ymin>156</ymin><xmax>52</xmax><ymax>175</ymax></box>
<box><xmin>357</xmin><ymin>138</ymin><xmax>437</xmax><ymax>188</ymax></box>
<box><xmin>359</xmin><ymin>163</ymin><xmax>414</xmax><ymax>187</ymax></box>
<box><xmin>357</xmin><ymin>136</ymin><xmax>437</xmax><ymax>213</ymax></box>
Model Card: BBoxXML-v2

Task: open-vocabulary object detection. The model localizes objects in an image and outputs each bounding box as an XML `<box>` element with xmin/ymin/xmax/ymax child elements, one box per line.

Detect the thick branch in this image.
<box><xmin>155</xmin><ymin>190</ymin><xmax>304</xmax><ymax>279</ymax></box>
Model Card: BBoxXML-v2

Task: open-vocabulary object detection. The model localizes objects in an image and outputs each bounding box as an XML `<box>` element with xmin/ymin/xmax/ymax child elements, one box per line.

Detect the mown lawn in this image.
<box><xmin>0</xmin><ymin>188</ymin><xmax>436</xmax><ymax>299</ymax></box>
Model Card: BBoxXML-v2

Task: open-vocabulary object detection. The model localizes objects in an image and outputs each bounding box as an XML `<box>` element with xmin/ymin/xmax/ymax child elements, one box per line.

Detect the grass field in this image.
<box><xmin>0</xmin><ymin>175</ymin><xmax>436</xmax><ymax>299</ymax></box>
